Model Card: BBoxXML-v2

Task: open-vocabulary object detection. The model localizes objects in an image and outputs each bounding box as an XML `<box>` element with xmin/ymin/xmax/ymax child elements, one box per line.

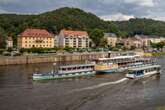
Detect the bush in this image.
<box><xmin>7</xmin><ymin>48</ymin><xmax>13</xmax><ymax>52</ymax></box>
<box><xmin>0</xmin><ymin>49</ymin><xmax>4</xmax><ymax>54</ymax></box>
<box><xmin>64</xmin><ymin>47</ymin><xmax>75</xmax><ymax>52</ymax></box>
<box><xmin>19</xmin><ymin>47</ymin><xmax>59</xmax><ymax>54</ymax></box>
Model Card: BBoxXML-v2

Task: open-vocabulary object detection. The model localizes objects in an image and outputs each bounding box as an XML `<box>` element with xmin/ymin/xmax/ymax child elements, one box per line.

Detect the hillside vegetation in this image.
<box><xmin>0</xmin><ymin>7</ymin><xmax>165</xmax><ymax>48</ymax></box>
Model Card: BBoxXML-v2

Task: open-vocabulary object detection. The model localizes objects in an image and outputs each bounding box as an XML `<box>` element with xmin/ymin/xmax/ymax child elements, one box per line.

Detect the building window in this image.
<box><xmin>73</xmin><ymin>42</ymin><xmax>76</xmax><ymax>46</ymax></box>
<box><xmin>65</xmin><ymin>42</ymin><xmax>69</xmax><ymax>47</ymax></box>
<box><xmin>78</xmin><ymin>38</ymin><xmax>82</xmax><ymax>47</ymax></box>
<box><xmin>74</xmin><ymin>38</ymin><xmax>76</xmax><ymax>42</ymax></box>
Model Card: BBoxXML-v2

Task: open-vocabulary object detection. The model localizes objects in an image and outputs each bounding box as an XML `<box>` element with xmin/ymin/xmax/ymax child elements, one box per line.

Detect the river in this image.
<box><xmin>0</xmin><ymin>56</ymin><xmax>165</xmax><ymax>110</ymax></box>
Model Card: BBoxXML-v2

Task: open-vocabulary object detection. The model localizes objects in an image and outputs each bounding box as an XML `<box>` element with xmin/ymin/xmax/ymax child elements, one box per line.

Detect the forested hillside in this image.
<box><xmin>0</xmin><ymin>7</ymin><xmax>165</xmax><ymax>48</ymax></box>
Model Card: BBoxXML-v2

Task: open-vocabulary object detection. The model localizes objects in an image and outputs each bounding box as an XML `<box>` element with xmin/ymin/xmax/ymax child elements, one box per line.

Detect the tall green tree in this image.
<box><xmin>99</xmin><ymin>38</ymin><xmax>108</xmax><ymax>48</ymax></box>
<box><xmin>0</xmin><ymin>27</ymin><xmax>7</xmax><ymax>48</ymax></box>
<box><xmin>151</xmin><ymin>41</ymin><xmax>165</xmax><ymax>49</ymax></box>
<box><xmin>89</xmin><ymin>29</ymin><xmax>105</xmax><ymax>47</ymax></box>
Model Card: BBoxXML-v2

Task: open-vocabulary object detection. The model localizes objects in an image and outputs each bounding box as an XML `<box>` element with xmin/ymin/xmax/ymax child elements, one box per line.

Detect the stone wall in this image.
<box><xmin>0</xmin><ymin>52</ymin><xmax>108</xmax><ymax>66</ymax></box>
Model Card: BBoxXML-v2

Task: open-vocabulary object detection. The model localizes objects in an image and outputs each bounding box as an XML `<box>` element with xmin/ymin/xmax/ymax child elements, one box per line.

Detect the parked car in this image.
<box><xmin>11</xmin><ymin>51</ymin><xmax>21</xmax><ymax>56</ymax></box>
<box><xmin>3</xmin><ymin>51</ymin><xmax>11</xmax><ymax>56</ymax></box>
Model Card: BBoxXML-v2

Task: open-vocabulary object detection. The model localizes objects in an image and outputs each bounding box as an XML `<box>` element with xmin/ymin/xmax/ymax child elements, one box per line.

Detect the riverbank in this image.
<box><xmin>152</xmin><ymin>52</ymin><xmax>165</xmax><ymax>56</ymax></box>
<box><xmin>0</xmin><ymin>52</ymin><xmax>108</xmax><ymax>66</ymax></box>
<box><xmin>0</xmin><ymin>51</ymin><xmax>146</xmax><ymax>66</ymax></box>
<box><xmin>143</xmin><ymin>52</ymin><xmax>165</xmax><ymax>57</ymax></box>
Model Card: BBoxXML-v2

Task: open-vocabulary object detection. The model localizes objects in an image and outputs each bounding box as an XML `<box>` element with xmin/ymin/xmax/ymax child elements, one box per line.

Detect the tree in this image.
<box><xmin>99</xmin><ymin>38</ymin><xmax>108</xmax><ymax>48</ymax></box>
<box><xmin>89</xmin><ymin>29</ymin><xmax>104</xmax><ymax>47</ymax></box>
<box><xmin>0</xmin><ymin>27</ymin><xmax>7</xmax><ymax>49</ymax></box>
<box><xmin>151</xmin><ymin>41</ymin><xmax>165</xmax><ymax>49</ymax></box>
<box><xmin>157</xmin><ymin>41</ymin><xmax>165</xmax><ymax>49</ymax></box>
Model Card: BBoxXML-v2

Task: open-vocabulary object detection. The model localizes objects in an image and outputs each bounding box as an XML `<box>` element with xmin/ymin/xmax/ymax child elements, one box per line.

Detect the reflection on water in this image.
<box><xmin>0</xmin><ymin>57</ymin><xmax>164</xmax><ymax>110</ymax></box>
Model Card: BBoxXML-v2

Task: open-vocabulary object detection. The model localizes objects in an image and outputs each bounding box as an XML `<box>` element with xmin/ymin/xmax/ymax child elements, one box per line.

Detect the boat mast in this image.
<box><xmin>53</xmin><ymin>63</ymin><xmax>58</xmax><ymax>74</ymax></box>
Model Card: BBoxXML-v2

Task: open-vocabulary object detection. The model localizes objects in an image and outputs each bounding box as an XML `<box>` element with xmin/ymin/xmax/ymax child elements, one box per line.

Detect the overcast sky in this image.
<box><xmin>0</xmin><ymin>0</ymin><xmax>164</xmax><ymax>21</ymax></box>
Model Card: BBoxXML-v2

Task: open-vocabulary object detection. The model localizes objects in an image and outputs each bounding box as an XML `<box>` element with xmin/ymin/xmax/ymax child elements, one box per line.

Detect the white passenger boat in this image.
<box><xmin>126</xmin><ymin>64</ymin><xmax>161</xmax><ymax>79</ymax></box>
<box><xmin>33</xmin><ymin>63</ymin><xmax>95</xmax><ymax>80</ymax></box>
<box><xmin>94</xmin><ymin>55</ymin><xmax>151</xmax><ymax>74</ymax></box>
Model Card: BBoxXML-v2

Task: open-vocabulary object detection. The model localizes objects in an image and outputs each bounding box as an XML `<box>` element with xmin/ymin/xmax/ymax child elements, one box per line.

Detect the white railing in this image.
<box><xmin>58</xmin><ymin>68</ymin><xmax>93</xmax><ymax>74</ymax></box>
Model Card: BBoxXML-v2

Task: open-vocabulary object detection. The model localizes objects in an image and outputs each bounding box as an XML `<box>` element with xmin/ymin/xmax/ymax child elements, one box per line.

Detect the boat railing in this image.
<box><xmin>58</xmin><ymin>68</ymin><xmax>93</xmax><ymax>74</ymax></box>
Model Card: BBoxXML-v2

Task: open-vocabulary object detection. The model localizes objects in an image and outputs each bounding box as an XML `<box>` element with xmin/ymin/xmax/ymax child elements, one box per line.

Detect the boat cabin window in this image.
<box><xmin>82</xmin><ymin>67</ymin><xmax>85</xmax><ymax>69</ymax></box>
<box><xmin>129</xmin><ymin>71</ymin><xmax>134</xmax><ymax>74</ymax></box>
<box><xmin>85</xmin><ymin>66</ymin><xmax>89</xmax><ymax>69</ymax></box>
<box><xmin>62</xmin><ymin>68</ymin><xmax>66</xmax><ymax>71</ymax></box>
<box><xmin>77</xmin><ymin>67</ymin><xmax>81</xmax><ymax>69</ymax></box>
<box><xmin>130</xmin><ymin>70</ymin><xmax>143</xmax><ymax>75</ymax></box>
<box><xmin>68</xmin><ymin>68</ymin><xmax>73</xmax><ymax>70</ymax></box>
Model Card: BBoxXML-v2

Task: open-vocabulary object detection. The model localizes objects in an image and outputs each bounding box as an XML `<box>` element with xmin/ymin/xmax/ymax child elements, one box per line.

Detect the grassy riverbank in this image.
<box><xmin>152</xmin><ymin>52</ymin><xmax>165</xmax><ymax>57</ymax></box>
<box><xmin>157</xmin><ymin>106</ymin><xmax>165</xmax><ymax>110</ymax></box>
<box><xmin>144</xmin><ymin>52</ymin><xmax>165</xmax><ymax>57</ymax></box>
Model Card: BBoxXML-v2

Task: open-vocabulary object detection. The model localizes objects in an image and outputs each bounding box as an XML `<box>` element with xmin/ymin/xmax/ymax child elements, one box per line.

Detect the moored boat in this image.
<box><xmin>33</xmin><ymin>63</ymin><xmax>95</xmax><ymax>80</ymax></box>
<box><xmin>94</xmin><ymin>55</ymin><xmax>148</xmax><ymax>74</ymax></box>
<box><xmin>126</xmin><ymin>64</ymin><xmax>161</xmax><ymax>79</ymax></box>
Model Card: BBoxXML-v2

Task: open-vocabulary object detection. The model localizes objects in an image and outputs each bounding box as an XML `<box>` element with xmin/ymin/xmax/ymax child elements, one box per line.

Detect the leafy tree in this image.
<box><xmin>99</xmin><ymin>38</ymin><xmax>108</xmax><ymax>48</ymax></box>
<box><xmin>151</xmin><ymin>41</ymin><xmax>165</xmax><ymax>49</ymax></box>
<box><xmin>89</xmin><ymin>29</ymin><xmax>104</xmax><ymax>47</ymax></box>
<box><xmin>0</xmin><ymin>27</ymin><xmax>7</xmax><ymax>48</ymax></box>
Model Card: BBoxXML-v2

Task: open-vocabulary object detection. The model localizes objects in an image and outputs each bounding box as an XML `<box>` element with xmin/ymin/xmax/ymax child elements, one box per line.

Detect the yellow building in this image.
<box><xmin>123</xmin><ymin>37</ymin><xmax>143</xmax><ymax>49</ymax></box>
<box><xmin>104</xmin><ymin>33</ymin><xmax>117</xmax><ymax>47</ymax></box>
<box><xmin>149</xmin><ymin>36</ymin><xmax>165</xmax><ymax>44</ymax></box>
<box><xmin>17</xmin><ymin>29</ymin><xmax>55</xmax><ymax>49</ymax></box>
<box><xmin>135</xmin><ymin>35</ymin><xmax>165</xmax><ymax>47</ymax></box>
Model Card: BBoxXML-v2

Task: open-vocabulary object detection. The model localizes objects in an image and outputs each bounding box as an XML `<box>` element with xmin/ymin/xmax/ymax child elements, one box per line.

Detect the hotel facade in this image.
<box><xmin>104</xmin><ymin>33</ymin><xmax>118</xmax><ymax>47</ymax></box>
<box><xmin>17</xmin><ymin>29</ymin><xmax>55</xmax><ymax>49</ymax></box>
<box><xmin>57</xmin><ymin>29</ymin><xmax>90</xmax><ymax>48</ymax></box>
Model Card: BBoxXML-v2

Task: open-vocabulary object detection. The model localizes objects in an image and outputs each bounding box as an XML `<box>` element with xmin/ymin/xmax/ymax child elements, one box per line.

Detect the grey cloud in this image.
<box><xmin>0</xmin><ymin>0</ymin><xmax>164</xmax><ymax>21</ymax></box>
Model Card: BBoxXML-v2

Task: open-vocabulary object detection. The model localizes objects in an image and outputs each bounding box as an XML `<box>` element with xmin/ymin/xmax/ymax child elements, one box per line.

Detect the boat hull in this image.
<box><xmin>96</xmin><ymin>69</ymin><xmax>117</xmax><ymax>74</ymax></box>
<box><xmin>33</xmin><ymin>71</ymin><xmax>95</xmax><ymax>81</ymax></box>
<box><xmin>126</xmin><ymin>71</ymin><xmax>160</xmax><ymax>79</ymax></box>
<box><xmin>96</xmin><ymin>68</ymin><xmax>126</xmax><ymax>74</ymax></box>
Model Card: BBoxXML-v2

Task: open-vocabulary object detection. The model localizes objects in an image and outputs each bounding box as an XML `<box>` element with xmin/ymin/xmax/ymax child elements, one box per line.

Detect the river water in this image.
<box><xmin>0</xmin><ymin>56</ymin><xmax>165</xmax><ymax>110</ymax></box>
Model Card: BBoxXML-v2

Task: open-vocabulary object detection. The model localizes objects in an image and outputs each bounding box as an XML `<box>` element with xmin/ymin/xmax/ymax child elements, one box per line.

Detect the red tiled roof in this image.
<box><xmin>61</xmin><ymin>29</ymin><xmax>88</xmax><ymax>37</ymax></box>
<box><xmin>18</xmin><ymin>29</ymin><xmax>53</xmax><ymax>38</ymax></box>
